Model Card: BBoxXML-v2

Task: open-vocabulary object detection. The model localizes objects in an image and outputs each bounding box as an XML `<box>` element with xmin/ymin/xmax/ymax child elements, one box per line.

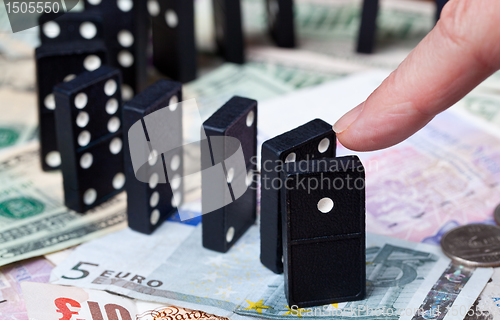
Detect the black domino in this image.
<box><xmin>150</xmin><ymin>0</ymin><xmax>197</xmax><ymax>82</ymax></box>
<box><xmin>202</xmin><ymin>96</ymin><xmax>257</xmax><ymax>253</ymax></box>
<box><xmin>38</xmin><ymin>12</ymin><xmax>104</xmax><ymax>44</ymax></box>
<box><xmin>54</xmin><ymin>66</ymin><xmax>125</xmax><ymax>213</ymax></box>
<box><xmin>84</xmin><ymin>0</ymin><xmax>149</xmax><ymax>98</ymax></box>
<box><xmin>260</xmin><ymin>119</ymin><xmax>336</xmax><ymax>274</ymax></box>
<box><xmin>356</xmin><ymin>0</ymin><xmax>379</xmax><ymax>54</ymax></box>
<box><xmin>213</xmin><ymin>0</ymin><xmax>245</xmax><ymax>64</ymax></box>
<box><xmin>435</xmin><ymin>0</ymin><xmax>449</xmax><ymax>21</ymax></box>
<box><xmin>282</xmin><ymin>156</ymin><xmax>366</xmax><ymax>308</ymax></box>
<box><xmin>123</xmin><ymin>80</ymin><xmax>183</xmax><ymax>234</ymax></box>
<box><xmin>266</xmin><ymin>0</ymin><xmax>295</xmax><ymax>48</ymax></box>
<box><xmin>36</xmin><ymin>40</ymin><xmax>107</xmax><ymax>171</ymax></box>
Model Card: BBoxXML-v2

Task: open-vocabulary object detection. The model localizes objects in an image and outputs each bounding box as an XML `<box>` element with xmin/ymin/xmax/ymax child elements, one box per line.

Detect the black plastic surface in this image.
<box><xmin>281</xmin><ymin>156</ymin><xmax>366</xmax><ymax>308</ymax></box>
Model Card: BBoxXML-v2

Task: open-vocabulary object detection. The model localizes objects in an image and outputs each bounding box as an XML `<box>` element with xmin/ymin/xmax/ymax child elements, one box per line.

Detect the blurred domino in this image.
<box><xmin>266</xmin><ymin>0</ymin><xmax>295</xmax><ymax>48</ymax></box>
<box><xmin>36</xmin><ymin>40</ymin><xmax>107</xmax><ymax>171</ymax></box>
<box><xmin>213</xmin><ymin>0</ymin><xmax>245</xmax><ymax>64</ymax></box>
<box><xmin>84</xmin><ymin>0</ymin><xmax>149</xmax><ymax>99</ymax></box>
<box><xmin>149</xmin><ymin>0</ymin><xmax>197</xmax><ymax>82</ymax></box>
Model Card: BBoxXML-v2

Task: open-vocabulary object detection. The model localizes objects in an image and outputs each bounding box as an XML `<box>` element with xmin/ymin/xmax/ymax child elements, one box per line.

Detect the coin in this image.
<box><xmin>494</xmin><ymin>203</ymin><xmax>500</xmax><ymax>226</ymax></box>
<box><xmin>440</xmin><ymin>224</ymin><xmax>500</xmax><ymax>267</ymax></box>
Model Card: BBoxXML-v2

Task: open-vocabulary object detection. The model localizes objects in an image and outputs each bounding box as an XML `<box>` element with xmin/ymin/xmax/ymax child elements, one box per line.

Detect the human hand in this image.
<box><xmin>333</xmin><ymin>0</ymin><xmax>500</xmax><ymax>151</ymax></box>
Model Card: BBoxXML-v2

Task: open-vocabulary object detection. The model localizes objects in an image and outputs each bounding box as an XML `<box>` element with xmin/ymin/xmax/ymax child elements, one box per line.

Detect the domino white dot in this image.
<box><xmin>105</xmin><ymin>98</ymin><xmax>119</xmax><ymax>115</ymax></box>
<box><xmin>117</xmin><ymin>0</ymin><xmax>133</xmax><ymax>12</ymax></box>
<box><xmin>318</xmin><ymin>198</ymin><xmax>334</xmax><ymax>214</ymax></box>
<box><xmin>170</xmin><ymin>174</ymin><xmax>181</xmax><ymax>190</ymax></box>
<box><xmin>44</xmin><ymin>94</ymin><xmax>56</xmax><ymax>110</ymax></box>
<box><xmin>83</xmin><ymin>55</ymin><xmax>101</xmax><ymax>71</ymax></box>
<box><xmin>171</xmin><ymin>192</ymin><xmax>181</xmax><ymax>207</ymax></box>
<box><xmin>149</xmin><ymin>173</ymin><xmax>159</xmax><ymax>189</ymax></box>
<box><xmin>45</xmin><ymin>151</ymin><xmax>61</xmax><ymax>167</ymax></box>
<box><xmin>43</xmin><ymin>21</ymin><xmax>60</xmax><ymax>38</ymax></box>
<box><xmin>148</xmin><ymin>150</ymin><xmax>158</xmax><ymax>166</ymax></box>
<box><xmin>168</xmin><ymin>95</ymin><xmax>178</xmax><ymax>111</ymax></box>
<box><xmin>170</xmin><ymin>154</ymin><xmax>180</xmax><ymax>171</ymax></box>
<box><xmin>318</xmin><ymin>138</ymin><xmax>330</xmax><ymax>153</ymax></box>
<box><xmin>80</xmin><ymin>152</ymin><xmax>93</xmax><ymax>169</ymax></box>
<box><xmin>165</xmin><ymin>10</ymin><xmax>178</xmax><ymax>28</ymax></box>
<box><xmin>246</xmin><ymin>170</ymin><xmax>253</xmax><ymax>187</ymax></box>
<box><xmin>74</xmin><ymin>92</ymin><xmax>88</xmax><ymax>109</ymax></box>
<box><xmin>104</xmin><ymin>79</ymin><xmax>118</xmax><ymax>96</ymax></box>
<box><xmin>285</xmin><ymin>152</ymin><xmax>296</xmax><ymax>163</ymax></box>
<box><xmin>83</xmin><ymin>188</ymin><xmax>97</xmax><ymax>205</ymax></box>
<box><xmin>76</xmin><ymin>111</ymin><xmax>89</xmax><ymax>128</ymax></box>
<box><xmin>226</xmin><ymin>227</ymin><xmax>235</xmax><ymax>243</ymax></box>
<box><xmin>226</xmin><ymin>167</ymin><xmax>234</xmax><ymax>184</ymax></box>
<box><xmin>246</xmin><ymin>111</ymin><xmax>255</xmax><ymax>127</ymax></box>
<box><xmin>150</xmin><ymin>191</ymin><xmax>160</xmax><ymax>207</ymax></box>
<box><xmin>87</xmin><ymin>0</ymin><xmax>101</xmax><ymax>5</ymax></box>
<box><xmin>109</xmin><ymin>137</ymin><xmax>123</xmax><ymax>154</ymax></box>
<box><xmin>147</xmin><ymin>0</ymin><xmax>160</xmax><ymax>16</ymax></box>
<box><xmin>117</xmin><ymin>30</ymin><xmax>134</xmax><ymax>47</ymax></box>
<box><xmin>113</xmin><ymin>172</ymin><xmax>126</xmax><ymax>189</ymax></box>
<box><xmin>78</xmin><ymin>130</ymin><xmax>91</xmax><ymax>147</ymax></box>
<box><xmin>118</xmin><ymin>50</ymin><xmax>134</xmax><ymax>68</ymax></box>
<box><xmin>64</xmin><ymin>74</ymin><xmax>76</xmax><ymax>82</ymax></box>
<box><xmin>122</xmin><ymin>84</ymin><xmax>134</xmax><ymax>101</ymax></box>
<box><xmin>80</xmin><ymin>22</ymin><xmax>97</xmax><ymax>39</ymax></box>
<box><xmin>150</xmin><ymin>209</ymin><xmax>160</xmax><ymax>225</ymax></box>
<box><xmin>107</xmin><ymin>117</ymin><xmax>121</xmax><ymax>133</ymax></box>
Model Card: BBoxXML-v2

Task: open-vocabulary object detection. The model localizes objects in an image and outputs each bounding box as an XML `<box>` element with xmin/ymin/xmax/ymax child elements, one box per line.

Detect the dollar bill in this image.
<box><xmin>0</xmin><ymin>142</ymin><xmax>127</xmax><ymax>267</ymax></box>
<box><xmin>50</xmin><ymin>220</ymin><xmax>492</xmax><ymax>320</ymax></box>
<box><xmin>0</xmin><ymin>257</ymin><xmax>54</xmax><ymax>320</ymax></box>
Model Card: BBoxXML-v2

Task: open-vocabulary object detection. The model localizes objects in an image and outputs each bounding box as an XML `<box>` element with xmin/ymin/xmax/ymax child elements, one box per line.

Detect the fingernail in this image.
<box><xmin>333</xmin><ymin>102</ymin><xmax>364</xmax><ymax>134</ymax></box>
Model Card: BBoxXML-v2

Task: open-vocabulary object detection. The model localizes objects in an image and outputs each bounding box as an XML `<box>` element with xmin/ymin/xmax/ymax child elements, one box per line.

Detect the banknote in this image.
<box><xmin>50</xmin><ymin>219</ymin><xmax>492</xmax><ymax>320</ymax></box>
<box><xmin>0</xmin><ymin>257</ymin><xmax>54</xmax><ymax>320</ymax></box>
<box><xmin>22</xmin><ymin>282</ymin><xmax>140</xmax><ymax>320</ymax></box>
<box><xmin>21</xmin><ymin>282</ymin><xmax>234</xmax><ymax>320</ymax></box>
<box><xmin>0</xmin><ymin>142</ymin><xmax>127</xmax><ymax>267</ymax></box>
<box><xmin>0</xmin><ymin>51</ymin><xmax>38</xmax><ymax>152</ymax></box>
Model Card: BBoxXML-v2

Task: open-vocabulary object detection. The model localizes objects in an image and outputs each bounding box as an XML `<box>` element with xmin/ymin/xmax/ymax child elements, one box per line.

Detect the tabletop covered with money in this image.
<box><xmin>2</xmin><ymin>0</ymin><xmax>500</xmax><ymax>319</ymax></box>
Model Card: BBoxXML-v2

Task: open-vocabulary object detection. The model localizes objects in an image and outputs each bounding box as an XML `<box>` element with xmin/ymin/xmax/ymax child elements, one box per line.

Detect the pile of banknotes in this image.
<box><xmin>2</xmin><ymin>0</ymin><xmax>500</xmax><ymax>319</ymax></box>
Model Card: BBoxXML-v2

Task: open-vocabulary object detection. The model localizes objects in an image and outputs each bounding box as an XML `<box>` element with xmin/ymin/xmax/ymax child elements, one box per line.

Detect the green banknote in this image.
<box><xmin>0</xmin><ymin>143</ymin><xmax>127</xmax><ymax>267</ymax></box>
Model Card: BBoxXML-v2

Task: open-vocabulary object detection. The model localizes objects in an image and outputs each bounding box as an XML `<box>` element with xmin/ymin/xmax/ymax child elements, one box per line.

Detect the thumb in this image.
<box><xmin>334</xmin><ymin>0</ymin><xmax>500</xmax><ymax>151</ymax></box>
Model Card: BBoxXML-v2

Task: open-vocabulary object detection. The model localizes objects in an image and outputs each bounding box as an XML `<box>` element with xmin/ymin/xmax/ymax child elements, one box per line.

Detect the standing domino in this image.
<box><xmin>202</xmin><ymin>97</ymin><xmax>257</xmax><ymax>253</ymax></box>
<box><xmin>281</xmin><ymin>156</ymin><xmax>366</xmax><ymax>308</ymax></box>
<box><xmin>123</xmin><ymin>80</ymin><xmax>183</xmax><ymax>234</ymax></box>
<box><xmin>54</xmin><ymin>66</ymin><xmax>125</xmax><ymax>213</ymax></box>
<box><xmin>84</xmin><ymin>0</ymin><xmax>149</xmax><ymax>98</ymax></box>
<box><xmin>260</xmin><ymin>119</ymin><xmax>336</xmax><ymax>273</ymax></box>
<box><xmin>266</xmin><ymin>0</ymin><xmax>295</xmax><ymax>48</ymax></box>
<box><xmin>36</xmin><ymin>40</ymin><xmax>107</xmax><ymax>171</ymax></box>
<box><xmin>150</xmin><ymin>0</ymin><xmax>197</xmax><ymax>82</ymax></box>
<box><xmin>213</xmin><ymin>0</ymin><xmax>245</xmax><ymax>64</ymax></box>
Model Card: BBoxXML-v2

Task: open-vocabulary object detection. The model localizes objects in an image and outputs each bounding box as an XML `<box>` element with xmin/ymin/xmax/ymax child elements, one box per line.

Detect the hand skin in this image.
<box><xmin>333</xmin><ymin>0</ymin><xmax>500</xmax><ymax>151</ymax></box>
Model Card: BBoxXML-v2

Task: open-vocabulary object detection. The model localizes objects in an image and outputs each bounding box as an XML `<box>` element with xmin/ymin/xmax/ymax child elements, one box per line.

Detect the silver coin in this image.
<box><xmin>494</xmin><ymin>203</ymin><xmax>500</xmax><ymax>226</ymax></box>
<box><xmin>441</xmin><ymin>224</ymin><xmax>500</xmax><ymax>267</ymax></box>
